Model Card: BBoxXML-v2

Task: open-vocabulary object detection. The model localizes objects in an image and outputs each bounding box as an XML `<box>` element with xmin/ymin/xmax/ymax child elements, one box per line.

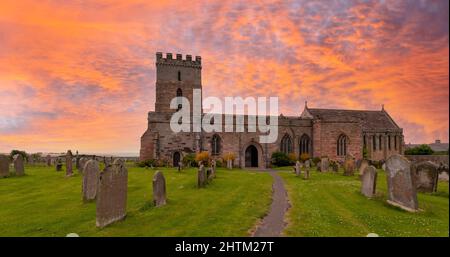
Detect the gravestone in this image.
<box><xmin>295</xmin><ymin>161</ymin><xmax>301</xmax><ymax>176</ymax></box>
<box><xmin>359</xmin><ymin>159</ymin><xmax>369</xmax><ymax>176</ymax></box>
<box><xmin>66</xmin><ymin>150</ymin><xmax>73</xmax><ymax>177</ymax></box>
<box><xmin>76</xmin><ymin>156</ymin><xmax>80</xmax><ymax>170</ymax></box>
<box><xmin>343</xmin><ymin>155</ymin><xmax>355</xmax><ymax>176</ymax></box>
<box><xmin>82</xmin><ymin>160</ymin><xmax>100</xmax><ymax>202</ymax></box>
<box><xmin>177</xmin><ymin>161</ymin><xmax>183</xmax><ymax>172</ymax></box>
<box><xmin>413</xmin><ymin>161</ymin><xmax>439</xmax><ymax>193</ymax></box>
<box><xmin>304</xmin><ymin>168</ymin><xmax>310</xmax><ymax>180</ymax></box>
<box><xmin>198</xmin><ymin>165</ymin><xmax>207</xmax><ymax>188</ymax></box>
<box><xmin>96</xmin><ymin>160</ymin><xmax>128</xmax><ymax>228</ymax></box>
<box><xmin>317</xmin><ymin>161</ymin><xmax>321</xmax><ymax>172</ymax></box>
<box><xmin>385</xmin><ymin>154</ymin><xmax>418</xmax><ymax>212</ymax></box>
<box><xmin>46</xmin><ymin>155</ymin><xmax>51</xmax><ymax>166</ymax></box>
<box><xmin>361</xmin><ymin>165</ymin><xmax>377</xmax><ymax>198</ymax></box>
<box><xmin>227</xmin><ymin>159</ymin><xmax>233</xmax><ymax>169</ymax></box>
<box><xmin>0</xmin><ymin>154</ymin><xmax>10</xmax><ymax>177</ymax></box>
<box><xmin>211</xmin><ymin>160</ymin><xmax>216</xmax><ymax>178</ymax></box>
<box><xmin>320</xmin><ymin>158</ymin><xmax>329</xmax><ymax>172</ymax></box>
<box><xmin>79</xmin><ymin>157</ymin><xmax>89</xmax><ymax>174</ymax></box>
<box><xmin>153</xmin><ymin>171</ymin><xmax>166</xmax><ymax>207</ymax></box>
<box><xmin>13</xmin><ymin>154</ymin><xmax>25</xmax><ymax>176</ymax></box>
<box><xmin>56</xmin><ymin>159</ymin><xmax>63</xmax><ymax>171</ymax></box>
<box><xmin>382</xmin><ymin>163</ymin><xmax>386</xmax><ymax>171</ymax></box>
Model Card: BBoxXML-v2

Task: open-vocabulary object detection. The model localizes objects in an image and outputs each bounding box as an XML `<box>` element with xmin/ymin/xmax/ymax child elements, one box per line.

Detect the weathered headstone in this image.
<box><xmin>46</xmin><ymin>154</ymin><xmax>51</xmax><ymax>166</ymax></box>
<box><xmin>13</xmin><ymin>154</ymin><xmax>25</xmax><ymax>176</ymax></box>
<box><xmin>0</xmin><ymin>154</ymin><xmax>10</xmax><ymax>177</ymax></box>
<box><xmin>320</xmin><ymin>158</ymin><xmax>329</xmax><ymax>172</ymax></box>
<box><xmin>317</xmin><ymin>161</ymin><xmax>321</xmax><ymax>172</ymax></box>
<box><xmin>359</xmin><ymin>159</ymin><xmax>369</xmax><ymax>176</ymax></box>
<box><xmin>343</xmin><ymin>155</ymin><xmax>355</xmax><ymax>176</ymax></box>
<box><xmin>66</xmin><ymin>150</ymin><xmax>73</xmax><ymax>177</ymax></box>
<box><xmin>153</xmin><ymin>171</ymin><xmax>166</xmax><ymax>207</ymax></box>
<box><xmin>79</xmin><ymin>157</ymin><xmax>88</xmax><ymax>174</ymax></box>
<box><xmin>211</xmin><ymin>160</ymin><xmax>216</xmax><ymax>177</ymax></box>
<box><xmin>361</xmin><ymin>165</ymin><xmax>377</xmax><ymax>198</ymax></box>
<box><xmin>295</xmin><ymin>161</ymin><xmax>301</xmax><ymax>176</ymax></box>
<box><xmin>177</xmin><ymin>161</ymin><xmax>183</xmax><ymax>172</ymax></box>
<box><xmin>304</xmin><ymin>168</ymin><xmax>310</xmax><ymax>180</ymax></box>
<box><xmin>382</xmin><ymin>163</ymin><xmax>386</xmax><ymax>171</ymax></box>
<box><xmin>96</xmin><ymin>161</ymin><xmax>128</xmax><ymax>228</ymax></box>
<box><xmin>198</xmin><ymin>165</ymin><xmax>207</xmax><ymax>188</ymax></box>
<box><xmin>385</xmin><ymin>154</ymin><xmax>418</xmax><ymax>212</ymax></box>
<box><xmin>56</xmin><ymin>158</ymin><xmax>63</xmax><ymax>171</ymax></box>
<box><xmin>413</xmin><ymin>161</ymin><xmax>439</xmax><ymax>193</ymax></box>
<box><xmin>82</xmin><ymin>160</ymin><xmax>100</xmax><ymax>202</ymax></box>
<box><xmin>227</xmin><ymin>159</ymin><xmax>233</xmax><ymax>169</ymax></box>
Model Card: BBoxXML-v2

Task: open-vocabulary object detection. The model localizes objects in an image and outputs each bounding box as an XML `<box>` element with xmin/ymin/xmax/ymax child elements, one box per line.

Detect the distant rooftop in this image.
<box><xmin>405</xmin><ymin>139</ymin><xmax>449</xmax><ymax>152</ymax></box>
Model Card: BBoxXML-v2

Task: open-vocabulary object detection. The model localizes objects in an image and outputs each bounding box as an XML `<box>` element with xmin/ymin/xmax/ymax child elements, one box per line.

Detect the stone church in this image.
<box><xmin>140</xmin><ymin>52</ymin><xmax>405</xmax><ymax>168</ymax></box>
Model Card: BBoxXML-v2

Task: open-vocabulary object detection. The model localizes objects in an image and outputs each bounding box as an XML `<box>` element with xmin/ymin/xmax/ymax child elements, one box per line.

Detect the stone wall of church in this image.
<box><xmin>312</xmin><ymin>121</ymin><xmax>363</xmax><ymax>161</ymax></box>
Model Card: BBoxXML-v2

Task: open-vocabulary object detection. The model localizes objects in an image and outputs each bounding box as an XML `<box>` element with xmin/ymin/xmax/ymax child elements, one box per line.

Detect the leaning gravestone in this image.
<box><xmin>414</xmin><ymin>161</ymin><xmax>439</xmax><ymax>193</ymax></box>
<box><xmin>153</xmin><ymin>171</ymin><xmax>166</xmax><ymax>207</ymax></box>
<box><xmin>385</xmin><ymin>154</ymin><xmax>418</xmax><ymax>212</ymax></box>
<box><xmin>82</xmin><ymin>160</ymin><xmax>100</xmax><ymax>202</ymax></box>
<box><xmin>198</xmin><ymin>165</ymin><xmax>207</xmax><ymax>188</ymax></box>
<box><xmin>320</xmin><ymin>158</ymin><xmax>329</xmax><ymax>172</ymax></box>
<box><xmin>13</xmin><ymin>154</ymin><xmax>25</xmax><ymax>176</ymax></box>
<box><xmin>343</xmin><ymin>155</ymin><xmax>355</xmax><ymax>176</ymax></box>
<box><xmin>96</xmin><ymin>160</ymin><xmax>128</xmax><ymax>228</ymax></box>
<box><xmin>361</xmin><ymin>165</ymin><xmax>377</xmax><ymax>198</ymax></box>
<box><xmin>0</xmin><ymin>154</ymin><xmax>10</xmax><ymax>177</ymax></box>
<box><xmin>66</xmin><ymin>150</ymin><xmax>73</xmax><ymax>177</ymax></box>
<box><xmin>359</xmin><ymin>159</ymin><xmax>369</xmax><ymax>176</ymax></box>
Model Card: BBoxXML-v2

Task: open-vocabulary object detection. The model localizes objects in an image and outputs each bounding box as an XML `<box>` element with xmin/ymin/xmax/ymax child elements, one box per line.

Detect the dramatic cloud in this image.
<box><xmin>0</xmin><ymin>0</ymin><xmax>448</xmax><ymax>153</ymax></box>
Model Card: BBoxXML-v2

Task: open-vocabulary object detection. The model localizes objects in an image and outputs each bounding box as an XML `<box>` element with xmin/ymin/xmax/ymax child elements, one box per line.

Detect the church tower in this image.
<box><xmin>154</xmin><ymin>52</ymin><xmax>202</xmax><ymax>113</ymax></box>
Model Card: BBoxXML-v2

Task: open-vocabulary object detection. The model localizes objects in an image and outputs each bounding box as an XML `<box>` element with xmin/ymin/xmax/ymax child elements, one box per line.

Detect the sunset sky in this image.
<box><xmin>0</xmin><ymin>0</ymin><xmax>448</xmax><ymax>154</ymax></box>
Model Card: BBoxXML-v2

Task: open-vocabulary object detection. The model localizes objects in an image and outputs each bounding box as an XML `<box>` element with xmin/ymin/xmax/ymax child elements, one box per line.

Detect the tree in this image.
<box><xmin>10</xmin><ymin>150</ymin><xmax>28</xmax><ymax>161</ymax></box>
<box><xmin>404</xmin><ymin>144</ymin><xmax>434</xmax><ymax>155</ymax></box>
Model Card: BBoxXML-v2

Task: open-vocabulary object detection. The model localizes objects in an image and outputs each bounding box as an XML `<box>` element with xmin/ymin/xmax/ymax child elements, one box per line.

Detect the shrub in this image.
<box><xmin>271</xmin><ymin>151</ymin><xmax>292</xmax><ymax>167</ymax></box>
<box><xmin>182</xmin><ymin>153</ymin><xmax>197</xmax><ymax>167</ymax></box>
<box><xmin>195</xmin><ymin>151</ymin><xmax>210</xmax><ymax>166</ymax></box>
<box><xmin>404</xmin><ymin>145</ymin><xmax>434</xmax><ymax>155</ymax></box>
<box><xmin>288</xmin><ymin>153</ymin><xmax>298</xmax><ymax>163</ymax></box>
<box><xmin>300</xmin><ymin>153</ymin><xmax>310</xmax><ymax>162</ymax></box>
<box><xmin>362</xmin><ymin>147</ymin><xmax>368</xmax><ymax>159</ymax></box>
<box><xmin>136</xmin><ymin>159</ymin><xmax>156</xmax><ymax>168</ymax></box>
<box><xmin>312</xmin><ymin>157</ymin><xmax>321</xmax><ymax>166</ymax></box>
<box><xmin>223</xmin><ymin>152</ymin><xmax>236</xmax><ymax>161</ymax></box>
<box><xmin>215</xmin><ymin>159</ymin><xmax>223</xmax><ymax>167</ymax></box>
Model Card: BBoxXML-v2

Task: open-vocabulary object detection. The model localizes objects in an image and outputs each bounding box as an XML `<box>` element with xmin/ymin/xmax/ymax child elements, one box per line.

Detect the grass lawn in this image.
<box><xmin>279</xmin><ymin>168</ymin><xmax>449</xmax><ymax>237</ymax></box>
<box><xmin>0</xmin><ymin>164</ymin><xmax>272</xmax><ymax>236</ymax></box>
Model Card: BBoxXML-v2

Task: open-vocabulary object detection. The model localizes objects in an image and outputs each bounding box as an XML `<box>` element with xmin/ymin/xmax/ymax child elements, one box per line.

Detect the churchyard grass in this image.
<box><xmin>0</xmin><ymin>164</ymin><xmax>272</xmax><ymax>236</ymax></box>
<box><xmin>279</xmin><ymin>168</ymin><xmax>449</xmax><ymax>237</ymax></box>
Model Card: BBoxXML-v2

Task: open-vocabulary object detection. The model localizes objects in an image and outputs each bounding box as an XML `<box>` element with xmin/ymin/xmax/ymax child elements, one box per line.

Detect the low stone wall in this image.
<box><xmin>405</xmin><ymin>155</ymin><xmax>449</xmax><ymax>165</ymax></box>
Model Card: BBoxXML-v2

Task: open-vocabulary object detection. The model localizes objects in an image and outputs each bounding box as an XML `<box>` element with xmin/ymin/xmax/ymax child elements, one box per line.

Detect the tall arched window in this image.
<box><xmin>373</xmin><ymin>135</ymin><xmax>376</xmax><ymax>151</ymax></box>
<box><xmin>379</xmin><ymin>135</ymin><xmax>383</xmax><ymax>150</ymax></box>
<box><xmin>211</xmin><ymin>134</ymin><xmax>221</xmax><ymax>155</ymax></box>
<box><xmin>299</xmin><ymin>134</ymin><xmax>310</xmax><ymax>155</ymax></box>
<box><xmin>280</xmin><ymin>134</ymin><xmax>293</xmax><ymax>154</ymax></box>
<box><xmin>176</xmin><ymin>88</ymin><xmax>182</xmax><ymax>111</ymax></box>
<box><xmin>337</xmin><ymin>134</ymin><xmax>348</xmax><ymax>156</ymax></box>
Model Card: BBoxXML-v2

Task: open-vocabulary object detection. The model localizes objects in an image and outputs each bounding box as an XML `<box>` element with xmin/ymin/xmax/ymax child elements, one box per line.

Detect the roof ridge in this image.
<box><xmin>308</xmin><ymin>108</ymin><xmax>382</xmax><ymax>112</ymax></box>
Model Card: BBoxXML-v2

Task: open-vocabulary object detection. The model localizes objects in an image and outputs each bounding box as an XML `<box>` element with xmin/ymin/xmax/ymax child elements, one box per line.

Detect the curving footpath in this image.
<box><xmin>253</xmin><ymin>170</ymin><xmax>289</xmax><ymax>237</ymax></box>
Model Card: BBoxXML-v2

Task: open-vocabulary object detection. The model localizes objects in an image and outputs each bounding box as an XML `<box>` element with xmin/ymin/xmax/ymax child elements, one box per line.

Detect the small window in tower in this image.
<box><xmin>178</xmin><ymin>71</ymin><xmax>181</xmax><ymax>81</ymax></box>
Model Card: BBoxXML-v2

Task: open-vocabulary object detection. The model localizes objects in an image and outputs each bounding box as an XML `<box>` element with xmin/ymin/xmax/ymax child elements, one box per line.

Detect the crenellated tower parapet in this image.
<box><xmin>156</xmin><ymin>52</ymin><xmax>201</xmax><ymax>69</ymax></box>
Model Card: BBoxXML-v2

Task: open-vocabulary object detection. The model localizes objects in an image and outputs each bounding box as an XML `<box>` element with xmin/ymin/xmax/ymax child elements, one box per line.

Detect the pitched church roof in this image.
<box><xmin>300</xmin><ymin>102</ymin><xmax>401</xmax><ymax>131</ymax></box>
